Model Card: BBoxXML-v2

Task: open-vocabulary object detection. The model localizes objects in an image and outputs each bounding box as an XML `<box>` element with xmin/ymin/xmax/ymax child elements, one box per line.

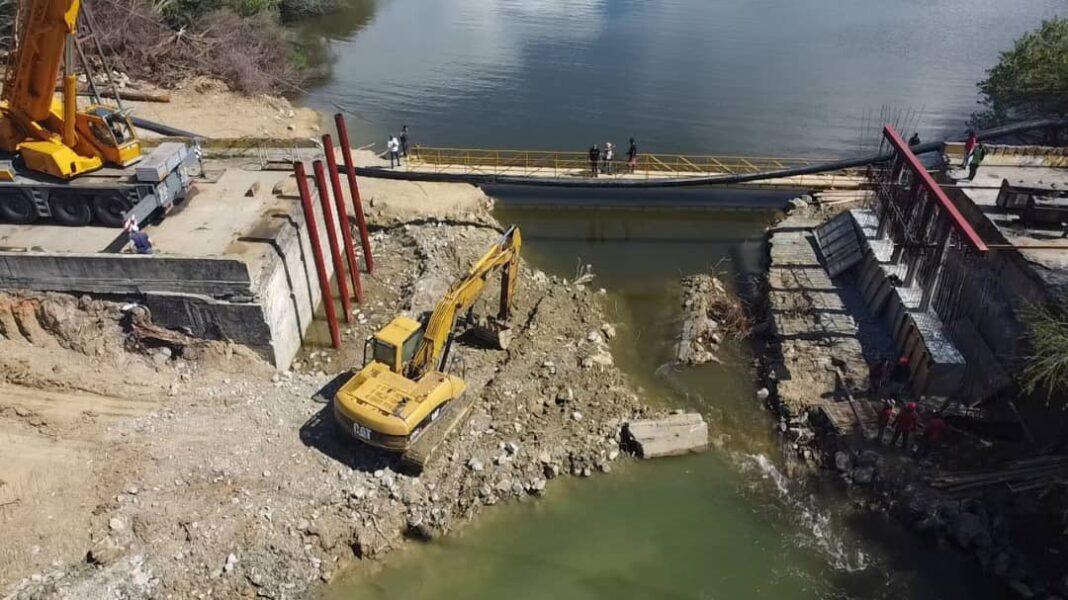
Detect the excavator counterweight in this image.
<box><xmin>333</xmin><ymin>226</ymin><xmax>523</xmax><ymax>470</ymax></box>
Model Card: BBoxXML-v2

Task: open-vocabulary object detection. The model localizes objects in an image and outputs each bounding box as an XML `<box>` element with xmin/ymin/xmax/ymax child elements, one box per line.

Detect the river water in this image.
<box><xmin>297</xmin><ymin>0</ymin><xmax>1061</xmax><ymax>156</ymax></box>
<box><xmin>296</xmin><ymin>0</ymin><xmax>1060</xmax><ymax>597</ymax></box>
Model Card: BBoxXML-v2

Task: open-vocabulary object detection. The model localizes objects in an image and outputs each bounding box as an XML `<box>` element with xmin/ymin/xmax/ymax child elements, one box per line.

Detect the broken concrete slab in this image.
<box><xmin>624</xmin><ymin>413</ymin><xmax>709</xmax><ymax>459</ymax></box>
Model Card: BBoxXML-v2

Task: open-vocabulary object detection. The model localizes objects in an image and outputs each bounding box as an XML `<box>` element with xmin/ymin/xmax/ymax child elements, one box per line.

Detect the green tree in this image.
<box><xmin>976</xmin><ymin>17</ymin><xmax>1068</xmax><ymax>126</ymax></box>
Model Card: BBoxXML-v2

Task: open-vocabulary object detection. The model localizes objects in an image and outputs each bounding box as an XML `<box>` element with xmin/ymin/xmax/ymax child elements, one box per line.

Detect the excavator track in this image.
<box><xmin>401</xmin><ymin>392</ymin><xmax>476</xmax><ymax>473</ymax></box>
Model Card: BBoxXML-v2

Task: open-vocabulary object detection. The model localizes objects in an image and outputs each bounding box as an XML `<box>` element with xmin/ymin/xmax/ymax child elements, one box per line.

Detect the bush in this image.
<box><xmin>1020</xmin><ymin>300</ymin><xmax>1068</xmax><ymax>403</ymax></box>
<box><xmin>976</xmin><ymin>18</ymin><xmax>1068</xmax><ymax>125</ymax></box>
<box><xmin>153</xmin><ymin>0</ymin><xmax>281</xmax><ymax>26</ymax></box>
<box><xmin>89</xmin><ymin>0</ymin><xmax>301</xmax><ymax>95</ymax></box>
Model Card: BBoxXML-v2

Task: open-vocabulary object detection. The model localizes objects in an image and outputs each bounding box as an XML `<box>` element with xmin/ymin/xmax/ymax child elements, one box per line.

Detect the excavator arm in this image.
<box><xmin>408</xmin><ymin>225</ymin><xmax>521</xmax><ymax>377</ymax></box>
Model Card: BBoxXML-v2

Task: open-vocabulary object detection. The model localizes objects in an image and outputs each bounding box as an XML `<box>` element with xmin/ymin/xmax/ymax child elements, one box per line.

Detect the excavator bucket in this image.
<box><xmin>469</xmin><ymin>316</ymin><xmax>513</xmax><ymax>350</ymax></box>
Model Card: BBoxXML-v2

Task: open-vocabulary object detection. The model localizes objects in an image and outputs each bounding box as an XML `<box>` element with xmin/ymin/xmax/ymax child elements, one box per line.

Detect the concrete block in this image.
<box><xmin>625</xmin><ymin>413</ymin><xmax>709</xmax><ymax>459</ymax></box>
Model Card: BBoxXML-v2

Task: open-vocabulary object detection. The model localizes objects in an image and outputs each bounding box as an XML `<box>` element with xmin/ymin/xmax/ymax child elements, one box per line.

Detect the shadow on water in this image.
<box><xmin>325</xmin><ymin>188</ymin><xmax>1004</xmax><ymax>599</ymax></box>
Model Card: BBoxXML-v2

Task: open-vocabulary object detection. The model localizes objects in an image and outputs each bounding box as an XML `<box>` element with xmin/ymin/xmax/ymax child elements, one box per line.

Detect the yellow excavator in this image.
<box><xmin>333</xmin><ymin>226</ymin><xmax>522</xmax><ymax>468</ymax></box>
<box><xmin>0</xmin><ymin>0</ymin><xmax>195</xmax><ymax>226</ymax></box>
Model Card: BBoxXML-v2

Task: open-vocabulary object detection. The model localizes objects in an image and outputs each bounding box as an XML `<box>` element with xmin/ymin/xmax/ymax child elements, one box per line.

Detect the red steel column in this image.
<box><xmin>334</xmin><ymin>113</ymin><xmax>375</xmax><ymax>273</ymax></box>
<box><xmin>293</xmin><ymin>161</ymin><xmax>341</xmax><ymax>349</ymax></box>
<box><xmin>312</xmin><ymin>160</ymin><xmax>353</xmax><ymax>323</ymax></box>
<box><xmin>322</xmin><ymin>134</ymin><xmax>364</xmax><ymax>303</ymax></box>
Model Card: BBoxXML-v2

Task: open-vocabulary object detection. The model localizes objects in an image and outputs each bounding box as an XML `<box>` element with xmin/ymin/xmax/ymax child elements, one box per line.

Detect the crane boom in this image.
<box><xmin>2</xmin><ymin>0</ymin><xmax>79</xmax><ymax>122</ymax></box>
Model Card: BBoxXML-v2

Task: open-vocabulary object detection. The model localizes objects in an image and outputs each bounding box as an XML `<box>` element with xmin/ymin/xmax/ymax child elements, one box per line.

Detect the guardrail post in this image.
<box><xmin>293</xmin><ymin>161</ymin><xmax>341</xmax><ymax>349</ymax></box>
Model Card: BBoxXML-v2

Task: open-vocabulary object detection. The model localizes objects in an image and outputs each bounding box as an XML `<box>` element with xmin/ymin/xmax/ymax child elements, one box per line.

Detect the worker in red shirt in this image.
<box><xmin>875</xmin><ymin>400</ymin><xmax>894</xmax><ymax>443</ymax></box>
<box><xmin>890</xmin><ymin>401</ymin><xmax>919</xmax><ymax>450</ymax></box>
<box><xmin>918</xmin><ymin>411</ymin><xmax>947</xmax><ymax>458</ymax></box>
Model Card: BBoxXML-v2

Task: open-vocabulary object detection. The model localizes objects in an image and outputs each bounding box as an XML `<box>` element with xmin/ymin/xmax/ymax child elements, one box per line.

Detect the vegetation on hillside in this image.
<box><xmin>1020</xmin><ymin>300</ymin><xmax>1068</xmax><ymax>403</ymax></box>
<box><xmin>0</xmin><ymin>0</ymin><xmax>336</xmax><ymax>95</ymax></box>
<box><xmin>975</xmin><ymin>17</ymin><xmax>1068</xmax><ymax>127</ymax></box>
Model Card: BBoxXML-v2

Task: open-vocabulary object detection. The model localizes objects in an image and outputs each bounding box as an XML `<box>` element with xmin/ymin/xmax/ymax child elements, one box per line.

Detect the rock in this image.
<box><xmin>504</xmin><ymin>442</ymin><xmax>519</xmax><ymax>456</ymax></box>
<box><xmin>224</xmin><ymin>552</ymin><xmax>238</xmax><ymax>574</ymax></box>
<box><xmin>537</xmin><ymin>451</ymin><xmax>552</xmax><ymax>465</ymax></box>
<box><xmin>528</xmin><ymin>479</ymin><xmax>547</xmax><ymax>495</ymax></box>
<box><xmin>108</xmin><ymin>517</ymin><xmax>125</xmax><ymax>532</ymax></box>
<box><xmin>755</xmin><ymin>387</ymin><xmax>770</xmax><ymax>402</ymax></box>
<box><xmin>495</xmin><ymin>479</ymin><xmax>513</xmax><ymax>493</ymax></box>
<box><xmin>608</xmin><ymin>449</ymin><xmax>619</xmax><ymax>461</ymax></box>
<box><xmin>1008</xmin><ymin>580</ymin><xmax>1034</xmax><ymax>599</ymax></box>
<box><xmin>600</xmin><ymin>323</ymin><xmax>617</xmax><ymax>339</ymax></box>
<box><xmin>951</xmin><ymin>512</ymin><xmax>989</xmax><ymax>549</ymax></box>
<box><xmin>624</xmin><ymin>413</ymin><xmax>709</xmax><ymax>459</ymax></box>
<box><xmin>124</xmin><ymin>485</ymin><xmax>139</xmax><ymax>495</ymax></box>
<box><xmin>589</xmin><ymin>351</ymin><xmax>614</xmax><ymax>367</ymax></box>
<box><xmin>587</xmin><ymin>331</ymin><xmax>604</xmax><ymax>345</ymax></box>
<box><xmin>87</xmin><ymin>536</ymin><xmax>124</xmax><ymax>566</ymax></box>
<box><xmin>834</xmin><ymin>451</ymin><xmax>852</xmax><ymax>472</ymax></box>
<box><xmin>851</xmin><ymin>466</ymin><xmax>874</xmax><ymax>485</ymax></box>
<box><xmin>571</xmin><ymin>411</ymin><xmax>584</xmax><ymax>422</ymax></box>
<box><xmin>467</xmin><ymin>458</ymin><xmax>484</xmax><ymax>472</ymax></box>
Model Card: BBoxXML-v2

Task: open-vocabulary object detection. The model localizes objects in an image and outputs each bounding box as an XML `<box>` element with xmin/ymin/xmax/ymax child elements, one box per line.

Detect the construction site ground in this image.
<box><xmin>0</xmin><ymin>189</ymin><xmax>651</xmax><ymax>599</ymax></box>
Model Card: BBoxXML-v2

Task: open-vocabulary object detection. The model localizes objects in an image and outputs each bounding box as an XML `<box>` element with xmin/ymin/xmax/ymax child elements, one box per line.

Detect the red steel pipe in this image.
<box><xmin>334</xmin><ymin>113</ymin><xmax>375</xmax><ymax>273</ymax></box>
<box><xmin>312</xmin><ymin>160</ymin><xmax>353</xmax><ymax>323</ymax></box>
<box><xmin>322</xmin><ymin>134</ymin><xmax>364</xmax><ymax>303</ymax></box>
<box><xmin>293</xmin><ymin>161</ymin><xmax>341</xmax><ymax>349</ymax></box>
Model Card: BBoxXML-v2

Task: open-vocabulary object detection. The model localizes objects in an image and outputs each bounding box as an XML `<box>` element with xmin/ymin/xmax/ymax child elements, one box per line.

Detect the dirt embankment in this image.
<box><xmin>127</xmin><ymin>77</ymin><xmax>322</xmax><ymax>139</ymax></box>
<box><xmin>1</xmin><ymin>215</ymin><xmax>650</xmax><ymax>599</ymax></box>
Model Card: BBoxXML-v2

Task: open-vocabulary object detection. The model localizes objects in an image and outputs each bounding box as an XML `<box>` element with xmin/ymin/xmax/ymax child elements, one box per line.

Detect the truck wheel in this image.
<box><xmin>0</xmin><ymin>192</ymin><xmax>37</xmax><ymax>224</ymax></box>
<box><xmin>93</xmin><ymin>193</ymin><xmax>133</xmax><ymax>228</ymax></box>
<box><xmin>49</xmin><ymin>194</ymin><xmax>93</xmax><ymax>226</ymax></box>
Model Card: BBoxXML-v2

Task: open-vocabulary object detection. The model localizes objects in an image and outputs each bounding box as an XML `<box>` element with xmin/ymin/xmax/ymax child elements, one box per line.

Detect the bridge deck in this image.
<box><xmin>373</xmin><ymin>147</ymin><xmax>867</xmax><ymax>189</ymax></box>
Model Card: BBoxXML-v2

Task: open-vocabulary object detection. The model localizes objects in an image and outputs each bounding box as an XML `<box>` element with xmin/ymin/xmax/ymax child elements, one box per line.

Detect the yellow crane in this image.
<box><xmin>0</xmin><ymin>0</ymin><xmax>140</xmax><ymax>178</ymax></box>
<box><xmin>333</xmin><ymin>226</ymin><xmax>522</xmax><ymax>468</ymax></box>
<box><xmin>0</xmin><ymin>0</ymin><xmax>194</xmax><ymax>227</ymax></box>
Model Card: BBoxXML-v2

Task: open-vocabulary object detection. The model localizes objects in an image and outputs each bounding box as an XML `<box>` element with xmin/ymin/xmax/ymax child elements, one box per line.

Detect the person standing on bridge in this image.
<box><xmin>967</xmin><ymin>142</ymin><xmax>987</xmax><ymax>181</ymax></box>
<box><xmin>602</xmin><ymin>142</ymin><xmax>614</xmax><ymax>175</ymax></box>
<box><xmin>627</xmin><ymin>138</ymin><xmax>638</xmax><ymax>173</ymax></box>
<box><xmin>387</xmin><ymin>135</ymin><xmax>402</xmax><ymax>168</ymax></box>
<box><xmin>908</xmin><ymin>133</ymin><xmax>921</xmax><ymax>147</ymax></box>
<box><xmin>962</xmin><ymin>130</ymin><xmax>978</xmax><ymax>168</ymax></box>
<box><xmin>588</xmin><ymin>145</ymin><xmax>600</xmax><ymax>177</ymax></box>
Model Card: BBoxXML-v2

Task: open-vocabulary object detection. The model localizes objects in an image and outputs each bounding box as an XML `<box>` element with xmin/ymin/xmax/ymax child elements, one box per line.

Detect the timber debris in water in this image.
<box><xmin>674</xmin><ymin>272</ymin><xmax>750</xmax><ymax>365</ymax></box>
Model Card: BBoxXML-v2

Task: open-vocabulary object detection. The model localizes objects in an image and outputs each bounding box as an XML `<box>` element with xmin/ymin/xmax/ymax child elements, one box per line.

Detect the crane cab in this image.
<box><xmin>77</xmin><ymin>105</ymin><xmax>141</xmax><ymax>167</ymax></box>
<box><xmin>367</xmin><ymin>315</ymin><xmax>425</xmax><ymax>374</ymax></box>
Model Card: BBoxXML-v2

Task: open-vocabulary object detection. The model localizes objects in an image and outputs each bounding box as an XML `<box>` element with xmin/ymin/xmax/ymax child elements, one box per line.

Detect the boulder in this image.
<box><xmin>624</xmin><ymin>413</ymin><xmax>709</xmax><ymax>459</ymax></box>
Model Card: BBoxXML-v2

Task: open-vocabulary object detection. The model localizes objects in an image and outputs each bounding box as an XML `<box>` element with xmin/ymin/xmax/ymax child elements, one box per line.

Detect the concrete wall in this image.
<box><xmin>0</xmin><ymin>189</ymin><xmax>349</xmax><ymax>370</ymax></box>
<box><xmin>0</xmin><ymin>253</ymin><xmax>252</xmax><ymax>297</ymax></box>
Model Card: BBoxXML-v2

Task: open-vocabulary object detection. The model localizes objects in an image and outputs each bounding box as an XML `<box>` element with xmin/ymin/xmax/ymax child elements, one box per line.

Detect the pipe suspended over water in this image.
<box><xmin>354</xmin><ymin>118</ymin><xmax>1068</xmax><ymax>189</ymax></box>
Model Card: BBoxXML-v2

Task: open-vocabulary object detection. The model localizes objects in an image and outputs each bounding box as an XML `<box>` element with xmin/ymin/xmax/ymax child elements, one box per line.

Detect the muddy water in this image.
<box><xmin>325</xmin><ymin>193</ymin><xmax>1000</xmax><ymax>599</ymax></box>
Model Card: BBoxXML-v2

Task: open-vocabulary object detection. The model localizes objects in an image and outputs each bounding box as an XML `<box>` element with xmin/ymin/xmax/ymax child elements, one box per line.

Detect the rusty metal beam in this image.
<box><xmin>883</xmin><ymin>125</ymin><xmax>988</xmax><ymax>252</ymax></box>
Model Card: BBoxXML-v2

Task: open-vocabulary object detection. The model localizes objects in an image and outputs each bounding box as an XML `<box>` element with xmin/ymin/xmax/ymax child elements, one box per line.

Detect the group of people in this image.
<box><xmin>386</xmin><ymin>125</ymin><xmax>410</xmax><ymax>168</ymax></box>
<box><xmin>587</xmin><ymin>138</ymin><xmax>639</xmax><ymax>177</ymax></box>
<box><xmin>870</xmin><ymin>355</ymin><xmax>947</xmax><ymax>459</ymax></box>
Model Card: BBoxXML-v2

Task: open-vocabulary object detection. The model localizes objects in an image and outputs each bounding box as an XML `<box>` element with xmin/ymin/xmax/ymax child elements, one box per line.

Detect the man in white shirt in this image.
<box><xmin>387</xmin><ymin>136</ymin><xmax>401</xmax><ymax>168</ymax></box>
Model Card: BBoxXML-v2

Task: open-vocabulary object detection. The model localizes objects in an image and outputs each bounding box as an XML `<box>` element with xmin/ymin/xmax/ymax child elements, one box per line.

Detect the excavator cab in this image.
<box><xmin>365</xmin><ymin>316</ymin><xmax>425</xmax><ymax>374</ymax></box>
